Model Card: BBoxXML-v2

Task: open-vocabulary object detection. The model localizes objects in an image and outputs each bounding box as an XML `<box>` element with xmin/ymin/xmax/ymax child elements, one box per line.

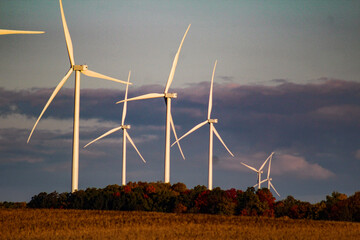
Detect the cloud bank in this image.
<box><xmin>0</xmin><ymin>79</ymin><xmax>359</xmax><ymax>201</ymax></box>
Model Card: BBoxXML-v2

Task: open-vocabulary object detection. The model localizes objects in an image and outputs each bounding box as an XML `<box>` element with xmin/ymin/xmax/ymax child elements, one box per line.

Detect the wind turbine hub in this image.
<box><xmin>73</xmin><ymin>65</ymin><xmax>88</xmax><ymax>71</ymax></box>
<box><xmin>164</xmin><ymin>93</ymin><xmax>177</xmax><ymax>98</ymax></box>
<box><xmin>121</xmin><ymin>125</ymin><xmax>131</xmax><ymax>129</ymax></box>
<box><xmin>208</xmin><ymin>119</ymin><xmax>218</xmax><ymax>123</ymax></box>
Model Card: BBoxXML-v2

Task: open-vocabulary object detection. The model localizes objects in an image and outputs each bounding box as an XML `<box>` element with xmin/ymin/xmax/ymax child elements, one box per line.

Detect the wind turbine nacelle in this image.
<box><xmin>208</xmin><ymin>119</ymin><xmax>218</xmax><ymax>123</ymax></box>
<box><xmin>164</xmin><ymin>93</ymin><xmax>177</xmax><ymax>98</ymax></box>
<box><xmin>122</xmin><ymin>125</ymin><xmax>131</xmax><ymax>129</ymax></box>
<box><xmin>73</xmin><ymin>65</ymin><xmax>88</xmax><ymax>71</ymax></box>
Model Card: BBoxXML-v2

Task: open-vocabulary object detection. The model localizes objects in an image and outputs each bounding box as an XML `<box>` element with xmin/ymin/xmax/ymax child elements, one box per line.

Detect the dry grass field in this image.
<box><xmin>1</xmin><ymin>209</ymin><xmax>359</xmax><ymax>239</ymax></box>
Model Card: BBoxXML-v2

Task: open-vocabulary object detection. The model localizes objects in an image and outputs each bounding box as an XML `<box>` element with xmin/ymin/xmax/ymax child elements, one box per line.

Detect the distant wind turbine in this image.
<box><xmin>116</xmin><ymin>24</ymin><xmax>190</xmax><ymax>183</ymax></box>
<box><xmin>171</xmin><ymin>60</ymin><xmax>234</xmax><ymax>190</ymax></box>
<box><xmin>84</xmin><ymin>71</ymin><xmax>146</xmax><ymax>186</ymax></box>
<box><xmin>0</xmin><ymin>29</ymin><xmax>44</xmax><ymax>35</ymax></box>
<box><xmin>27</xmin><ymin>0</ymin><xmax>130</xmax><ymax>193</ymax></box>
<box><xmin>241</xmin><ymin>152</ymin><xmax>274</xmax><ymax>190</ymax></box>
<box><xmin>255</xmin><ymin>152</ymin><xmax>280</xmax><ymax>197</ymax></box>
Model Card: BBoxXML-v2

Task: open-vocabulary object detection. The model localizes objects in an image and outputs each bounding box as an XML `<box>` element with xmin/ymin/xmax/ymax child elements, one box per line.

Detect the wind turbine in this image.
<box><xmin>255</xmin><ymin>152</ymin><xmax>280</xmax><ymax>197</ymax></box>
<box><xmin>116</xmin><ymin>24</ymin><xmax>190</xmax><ymax>183</ymax></box>
<box><xmin>0</xmin><ymin>29</ymin><xmax>44</xmax><ymax>35</ymax></box>
<box><xmin>27</xmin><ymin>0</ymin><xmax>130</xmax><ymax>193</ymax></box>
<box><xmin>241</xmin><ymin>152</ymin><xmax>274</xmax><ymax>190</ymax></box>
<box><xmin>84</xmin><ymin>71</ymin><xmax>146</xmax><ymax>186</ymax></box>
<box><xmin>171</xmin><ymin>60</ymin><xmax>234</xmax><ymax>190</ymax></box>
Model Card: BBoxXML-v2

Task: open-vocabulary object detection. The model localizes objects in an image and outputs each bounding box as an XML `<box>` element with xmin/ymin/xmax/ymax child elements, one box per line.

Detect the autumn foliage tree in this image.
<box><xmin>27</xmin><ymin>183</ymin><xmax>360</xmax><ymax>222</ymax></box>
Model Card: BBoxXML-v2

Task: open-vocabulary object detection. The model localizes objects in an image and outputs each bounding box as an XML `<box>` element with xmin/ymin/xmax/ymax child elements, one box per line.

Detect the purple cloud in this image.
<box><xmin>0</xmin><ymin>79</ymin><xmax>359</xmax><ymax>201</ymax></box>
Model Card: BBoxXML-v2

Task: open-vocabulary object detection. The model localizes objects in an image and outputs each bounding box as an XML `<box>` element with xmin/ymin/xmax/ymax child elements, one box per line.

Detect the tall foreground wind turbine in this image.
<box><xmin>0</xmin><ymin>29</ymin><xmax>44</xmax><ymax>35</ymax></box>
<box><xmin>171</xmin><ymin>60</ymin><xmax>234</xmax><ymax>190</ymax></box>
<box><xmin>241</xmin><ymin>152</ymin><xmax>274</xmax><ymax>190</ymax></box>
<box><xmin>116</xmin><ymin>24</ymin><xmax>190</xmax><ymax>183</ymax></box>
<box><xmin>84</xmin><ymin>71</ymin><xmax>146</xmax><ymax>186</ymax></box>
<box><xmin>27</xmin><ymin>0</ymin><xmax>130</xmax><ymax>193</ymax></box>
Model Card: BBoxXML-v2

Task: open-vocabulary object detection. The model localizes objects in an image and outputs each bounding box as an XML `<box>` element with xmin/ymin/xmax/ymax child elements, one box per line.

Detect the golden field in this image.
<box><xmin>0</xmin><ymin>209</ymin><xmax>359</xmax><ymax>239</ymax></box>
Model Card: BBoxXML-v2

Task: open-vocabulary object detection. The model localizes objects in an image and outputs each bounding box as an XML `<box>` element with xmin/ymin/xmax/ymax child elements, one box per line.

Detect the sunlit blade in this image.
<box><xmin>260</xmin><ymin>179</ymin><xmax>268</xmax><ymax>185</ymax></box>
<box><xmin>81</xmin><ymin>69</ymin><xmax>130</xmax><ymax>85</ymax></box>
<box><xmin>121</xmin><ymin>71</ymin><xmax>131</xmax><ymax>125</ymax></box>
<box><xmin>171</xmin><ymin>120</ymin><xmax>208</xmax><ymax>147</ymax></box>
<box><xmin>83</xmin><ymin>126</ymin><xmax>123</xmax><ymax>148</ymax></box>
<box><xmin>208</xmin><ymin>60</ymin><xmax>217</xmax><ymax>119</ymax></box>
<box><xmin>241</xmin><ymin>162</ymin><xmax>258</xmax><ymax>173</ymax></box>
<box><xmin>164</xmin><ymin>24</ymin><xmax>191</xmax><ymax>94</ymax></box>
<box><xmin>270</xmin><ymin>181</ymin><xmax>280</xmax><ymax>197</ymax></box>
<box><xmin>59</xmin><ymin>0</ymin><xmax>74</xmax><ymax>66</ymax></box>
<box><xmin>259</xmin><ymin>153</ymin><xmax>272</xmax><ymax>171</ymax></box>
<box><xmin>0</xmin><ymin>29</ymin><xmax>45</xmax><ymax>35</ymax></box>
<box><xmin>254</xmin><ymin>180</ymin><xmax>266</xmax><ymax>187</ymax></box>
<box><xmin>169</xmin><ymin>112</ymin><xmax>185</xmax><ymax>160</ymax></box>
<box><xmin>116</xmin><ymin>93</ymin><xmax>165</xmax><ymax>104</ymax></box>
<box><xmin>253</xmin><ymin>178</ymin><xmax>268</xmax><ymax>188</ymax></box>
<box><xmin>212</xmin><ymin>126</ymin><xmax>234</xmax><ymax>157</ymax></box>
<box><xmin>126</xmin><ymin>131</ymin><xmax>146</xmax><ymax>163</ymax></box>
<box><xmin>267</xmin><ymin>154</ymin><xmax>272</xmax><ymax>179</ymax></box>
<box><xmin>27</xmin><ymin>68</ymin><xmax>73</xmax><ymax>143</ymax></box>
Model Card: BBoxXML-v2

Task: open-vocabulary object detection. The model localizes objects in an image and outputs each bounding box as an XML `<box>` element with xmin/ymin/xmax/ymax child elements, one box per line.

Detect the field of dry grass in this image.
<box><xmin>1</xmin><ymin>209</ymin><xmax>359</xmax><ymax>239</ymax></box>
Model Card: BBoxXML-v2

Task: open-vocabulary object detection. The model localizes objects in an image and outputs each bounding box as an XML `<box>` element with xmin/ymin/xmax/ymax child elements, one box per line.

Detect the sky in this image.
<box><xmin>0</xmin><ymin>0</ymin><xmax>359</xmax><ymax>203</ymax></box>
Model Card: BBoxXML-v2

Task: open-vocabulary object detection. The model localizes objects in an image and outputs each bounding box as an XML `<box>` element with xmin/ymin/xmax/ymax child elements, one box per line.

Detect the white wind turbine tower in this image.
<box><xmin>255</xmin><ymin>152</ymin><xmax>280</xmax><ymax>197</ymax></box>
<box><xmin>116</xmin><ymin>24</ymin><xmax>190</xmax><ymax>183</ymax></box>
<box><xmin>27</xmin><ymin>0</ymin><xmax>130</xmax><ymax>193</ymax></box>
<box><xmin>84</xmin><ymin>71</ymin><xmax>146</xmax><ymax>186</ymax></box>
<box><xmin>241</xmin><ymin>152</ymin><xmax>274</xmax><ymax>190</ymax></box>
<box><xmin>171</xmin><ymin>60</ymin><xmax>234</xmax><ymax>190</ymax></box>
<box><xmin>0</xmin><ymin>29</ymin><xmax>44</xmax><ymax>35</ymax></box>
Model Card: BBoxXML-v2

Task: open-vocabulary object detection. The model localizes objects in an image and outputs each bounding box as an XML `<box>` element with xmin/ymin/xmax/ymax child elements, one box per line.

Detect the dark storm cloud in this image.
<box><xmin>3</xmin><ymin>78</ymin><xmax>360</xmax><ymax>133</ymax></box>
<box><xmin>1</xmin><ymin>79</ymin><xmax>360</xmax><ymax>183</ymax></box>
<box><xmin>1</xmin><ymin>79</ymin><xmax>360</xmax><ymax>203</ymax></box>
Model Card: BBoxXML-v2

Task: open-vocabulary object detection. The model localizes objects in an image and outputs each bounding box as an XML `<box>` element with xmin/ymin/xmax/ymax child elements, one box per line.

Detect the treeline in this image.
<box><xmin>0</xmin><ymin>201</ymin><xmax>26</xmax><ymax>209</ymax></box>
<box><xmin>26</xmin><ymin>182</ymin><xmax>360</xmax><ymax>222</ymax></box>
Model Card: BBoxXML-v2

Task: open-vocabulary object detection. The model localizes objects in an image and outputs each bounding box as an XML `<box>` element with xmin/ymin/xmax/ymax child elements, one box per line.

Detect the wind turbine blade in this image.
<box><xmin>164</xmin><ymin>24</ymin><xmax>191</xmax><ymax>94</ymax></box>
<box><xmin>267</xmin><ymin>153</ymin><xmax>273</xmax><ymax>179</ymax></box>
<box><xmin>270</xmin><ymin>181</ymin><xmax>280</xmax><ymax>197</ymax></box>
<box><xmin>82</xmin><ymin>69</ymin><xmax>130</xmax><ymax>85</ymax></box>
<box><xmin>59</xmin><ymin>0</ymin><xmax>74</xmax><ymax>66</ymax></box>
<box><xmin>259</xmin><ymin>153</ymin><xmax>272</xmax><ymax>171</ymax></box>
<box><xmin>171</xmin><ymin>120</ymin><xmax>208</xmax><ymax>147</ymax></box>
<box><xmin>212</xmin><ymin>126</ymin><xmax>234</xmax><ymax>157</ymax></box>
<box><xmin>208</xmin><ymin>60</ymin><xmax>217</xmax><ymax>119</ymax></box>
<box><xmin>169</xmin><ymin>112</ymin><xmax>185</xmax><ymax>160</ymax></box>
<box><xmin>116</xmin><ymin>93</ymin><xmax>165</xmax><ymax>104</ymax></box>
<box><xmin>27</xmin><ymin>68</ymin><xmax>73</xmax><ymax>143</ymax></box>
<box><xmin>121</xmin><ymin>71</ymin><xmax>131</xmax><ymax>125</ymax></box>
<box><xmin>126</xmin><ymin>131</ymin><xmax>146</xmax><ymax>163</ymax></box>
<box><xmin>259</xmin><ymin>179</ymin><xmax>268</xmax><ymax>185</ymax></box>
<box><xmin>240</xmin><ymin>162</ymin><xmax>258</xmax><ymax>173</ymax></box>
<box><xmin>253</xmin><ymin>183</ymin><xmax>259</xmax><ymax>188</ymax></box>
<box><xmin>83</xmin><ymin>126</ymin><xmax>123</xmax><ymax>148</ymax></box>
<box><xmin>0</xmin><ymin>29</ymin><xmax>45</xmax><ymax>35</ymax></box>
<box><xmin>253</xmin><ymin>179</ymin><xmax>269</xmax><ymax>188</ymax></box>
